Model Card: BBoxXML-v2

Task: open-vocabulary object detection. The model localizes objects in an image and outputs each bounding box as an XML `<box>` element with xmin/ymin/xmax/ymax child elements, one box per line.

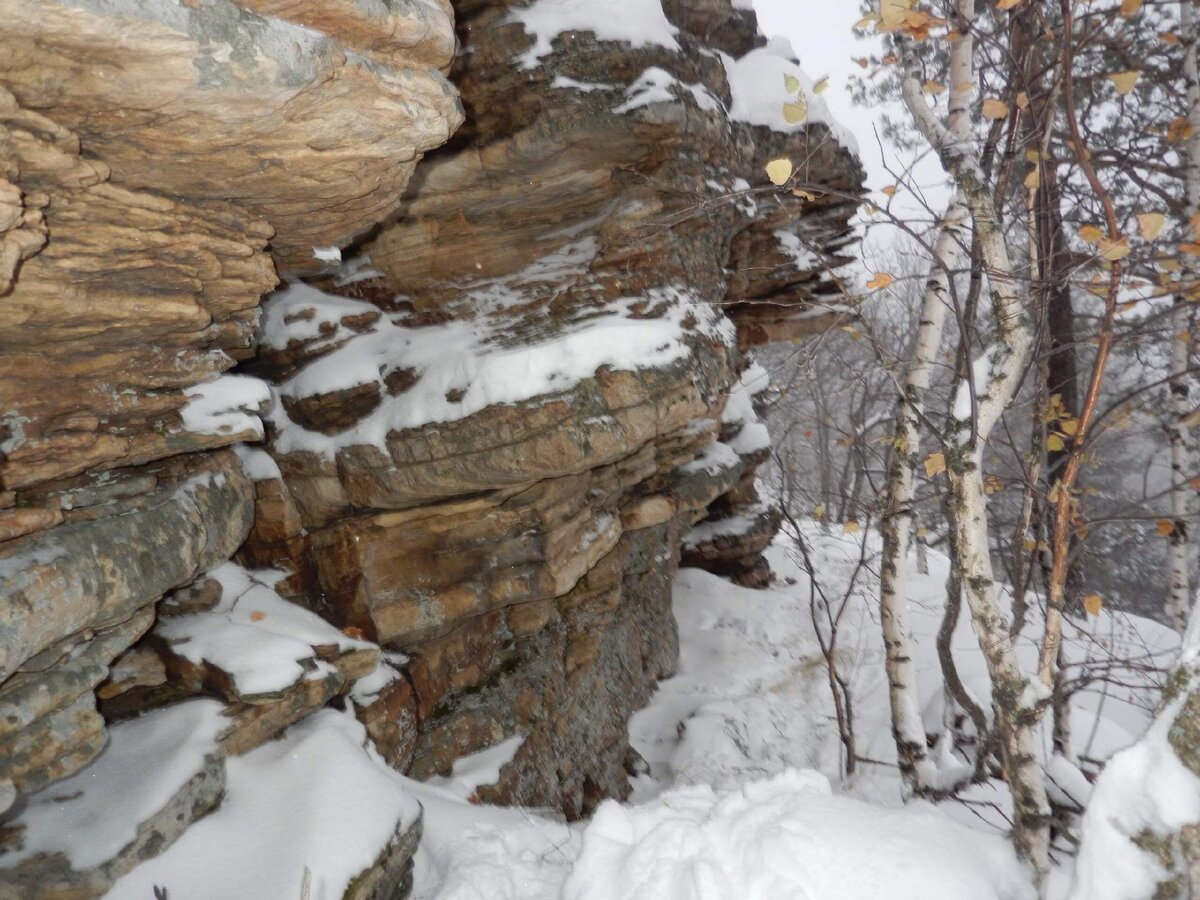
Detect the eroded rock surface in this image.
<box><xmin>243</xmin><ymin>0</ymin><xmax>862</xmax><ymax>817</ymax></box>
<box><xmin>0</xmin><ymin>0</ymin><xmax>861</xmax><ymax>892</ymax></box>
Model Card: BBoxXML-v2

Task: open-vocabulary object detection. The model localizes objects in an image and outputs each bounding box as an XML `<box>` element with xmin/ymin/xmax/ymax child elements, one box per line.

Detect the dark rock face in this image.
<box><xmin>0</xmin><ymin>0</ymin><xmax>861</xmax><ymax>893</ymax></box>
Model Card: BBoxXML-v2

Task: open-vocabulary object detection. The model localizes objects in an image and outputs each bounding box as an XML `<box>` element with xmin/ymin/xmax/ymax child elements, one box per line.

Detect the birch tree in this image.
<box><xmin>1166</xmin><ymin>0</ymin><xmax>1200</xmax><ymax>633</ymax></box>
<box><xmin>876</xmin><ymin>57</ymin><xmax>972</xmax><ymax>797</ymax></box>
<box><xmin>891</xmin><ymin>0</ymin><xmax>1052</xmax><ymax>881</ymax></box>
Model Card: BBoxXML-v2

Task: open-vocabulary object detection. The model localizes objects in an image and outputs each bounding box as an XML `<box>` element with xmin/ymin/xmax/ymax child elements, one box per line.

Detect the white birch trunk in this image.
<box><xmin>1167</xmin><ymin>0</ymin><xmax>1200</xmax><ymax>633</ymax></box>
<box><xmin>876</xmin><ymin>12</ymin><xmax>974</xmax><ymax>798</ymax></box>
<box><xmin>878</xmin><ymin>201</ymin><xmax>967</xmax><ymax>796</ymax></box>
<box><xmin>899</xmin><ymin>3</ymin><xmax>1051</xmax><ymax>882</ymax></box>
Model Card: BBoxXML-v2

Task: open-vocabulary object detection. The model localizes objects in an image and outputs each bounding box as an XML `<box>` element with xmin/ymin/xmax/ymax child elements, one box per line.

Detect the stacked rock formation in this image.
<box><xmin>0</xmin><ymin>0</ymin><xmax>862</xmax><ymax>896</ymax></box>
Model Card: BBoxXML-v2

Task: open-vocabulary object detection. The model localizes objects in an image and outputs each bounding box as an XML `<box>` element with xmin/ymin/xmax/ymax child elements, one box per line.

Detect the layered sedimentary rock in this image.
<box><xmin>241</xmin><ymin>0</ymin><xmax>862</xmax><ymax>816</ymax></box>
<box><xmin>0</xmin><ymin>0</ymin><xmax>459</xmax><ymax>894</ymax></box>
<box><xmin>0</xmin><ymin>0</ymin><xmax>861</xmax><ymax>894</ymax></box>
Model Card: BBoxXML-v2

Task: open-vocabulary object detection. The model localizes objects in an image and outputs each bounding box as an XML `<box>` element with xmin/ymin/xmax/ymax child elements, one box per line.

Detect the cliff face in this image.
<box><xmin>0</xmin><ymin>0</ymin><xmax>861</xmax><ymax>894</ymax></box>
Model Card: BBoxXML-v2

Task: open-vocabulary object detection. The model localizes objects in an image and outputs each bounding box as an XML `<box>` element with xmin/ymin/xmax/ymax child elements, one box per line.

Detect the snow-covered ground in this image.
<box><xmin>406</xmin><ymin>523</ymin><xmax>1177</xmax><ymax>899</ymax></box>
<box><xmin>22</xmin><ymin>519</ymin><xmax>1170</xmax><ymax>898</ymax></box>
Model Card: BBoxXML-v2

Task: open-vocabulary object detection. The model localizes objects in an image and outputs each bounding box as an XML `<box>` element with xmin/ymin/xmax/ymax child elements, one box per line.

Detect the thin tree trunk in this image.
<box><xmin>1166</xmin><ymin>0</ymin><xmax>1200</xmax><ymax>632</ymax></box>
<box><xmin>876</xmin><ymin>0</ymin><xmax>975</xmax><ymax>798</ymax></box>
<box><xmin>878</xmin><ymin>199</ymin><xmax>968</xmax><ymax>796</ymax></box>
<box><xmin>899</xmin><ymin>3</ymin><xmax>1051</xmax><ymax>880</ymax></box>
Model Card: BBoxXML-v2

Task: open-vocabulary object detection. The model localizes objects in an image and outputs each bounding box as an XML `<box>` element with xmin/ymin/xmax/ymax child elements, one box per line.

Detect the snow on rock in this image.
<box><xmin>108</xmin><ymin>709</ymin><xmax>422</xmax><ymax>900</ymax></box>
<box><xmin>156</xmin><ymin>562</ymin><xmax>374</xmax><ymax>699</ymax></box>
<box><xmin>1068</xmin><ymin>693</ymin><xmax>1200</xmax><ymax>900</ymax></box>
<box><xmin>507</xmin><ymin>0</ymin><xmax>679</xmax><ymax>69</ymax></box>
<box><xmin>721</xmin><ymin>362</ymin><xmax>769</xmax><ymax>428</ymax></box>
<box><xmin>231</xmin><ymin>443</ymin><xmax>282</xmax><ymax>481</ymax></box>
<box><xmin>1</xmin><ymin>700</ymin><xmax>226</xmax><ymax>872</ymax></box>
<box><xmin>774</xmin><ymin>229</ymin><xmax>820</xmax><ymax>269</ymax></box>
<box><xmin>614</xmin><ymin>67</ymin><xmax>723</xmax><ymax>115</ymax></box>
<box><xmin>551</xmin><ymin>75</ymin><xmax>618</xmax><ymax>93</ymax></box>
<box><xmin>721</xmin><ymin>37</ymin><xmax>858</xmax><ymax>153</ymax></box>
<box><xmin>563</xmin><ymin>769</ymin><xmax>1035</xmax><ymax>900</ymax></box>
<box><xmin>683</xmin><ymin>501</ymin><xmax>774</xmax><ymax>549</ymax></box>
<box><xmin>424</xmin><ymin>735</ymin><xmax>526</xmax><ymax>800</ymax></box>
<box><xmin>179</xmin><ymin>373</ymin><xmax>270</xmax><ymax>439</ymax></box>
<box><xmin>678</xmin><ymin>440</ymin><xmax>741</xmax><ymax>476</ymax></box>
<box><xmin>262</xmin><ymin>272</ymin><xmax>733</xmax><ymax>457</ymax></box>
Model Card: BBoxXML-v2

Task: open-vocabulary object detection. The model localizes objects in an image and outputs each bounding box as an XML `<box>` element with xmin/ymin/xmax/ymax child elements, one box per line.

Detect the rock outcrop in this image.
<box><xmin>0</xmin><ymin>0</ymin><xmax>861</xmax><ymax>894</ymax></box>
<box><xmin>240</xmin><ymin>0</ymin><xmax>861</xmax><ymax>816</ymax></box>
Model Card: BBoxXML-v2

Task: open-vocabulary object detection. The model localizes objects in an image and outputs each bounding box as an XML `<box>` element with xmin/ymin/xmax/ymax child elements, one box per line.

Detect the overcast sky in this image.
<box><xmin>751</xmin><ymin>0</ymin><xmax>950</xmax><ymax>268</ymax></box>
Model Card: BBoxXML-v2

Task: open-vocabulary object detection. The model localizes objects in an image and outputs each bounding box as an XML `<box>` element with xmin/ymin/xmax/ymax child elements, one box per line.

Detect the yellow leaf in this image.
<box><xmin>1157</xmin><ymin>519</ymin><xmax>1177</xmax><ymax>537</ymax></box>
<box><xmin>1048</xmin><ymin>433</ymin><xmax>1066</xmax><ymax>452</ymax></box>
<box><xmin>812</xmin><ymin>503</ymin><xmax>825</xmax><ymax>520</ymax></box>
<box><xmin>1015</xmin><ymin>91</ymin><xmax>1030</xmax><ymax>110</ymax></box>
<box><xmin>922</xmin><ymin>80</ymin><xmax>946</xmax><ymax>94</ymax></box>
<box><xmin>1022</xmin><ymin>538</ymin><xmax>1038</xmax><ymax>552</ymax></box>
<box><xmin>854</xmin><ymin>13</ymin><xmax>880</xmax><ymax>29</ymax></box>
<box><xmin>1024</xmin><ymin>149</ymin><xmax>1042</xmax><ymax>163</ymax></box>
<box><xmin>249</xmin><ymin>611</ymin><xmax>267</xmax><ymax>622</ymax></box>
<box><xmin>1024</xmin><ymin>167</ymin><xmax>1041</xmax><ymax>190</ymax></box>
<box><xmin>879</xmin><ymin>0</ymin><xmax>914</xmax><ymax>29</ymax></box>
<box><xmin>784</xmin><ymin>74</ymin><xmax>801</xmax><ymax>94</ymax></box>
<box><xmin>997</xmin><ymin>0</ymin><xmax>1022</xmax><ymax>7</ymax></box>
<box><xmin>924</xmin><ymin>452</ymin><xmax>947</xmax><ymax>477</ymax></box>
<box><xmin>766</xmin><ymin>158</ymin><xmax>793</xmax><ymax>186</ymax></box>
<box><xmin>843</xmin><ymin>520</ymin><xmax>860</xmax><ymax>534</ymax></box>
<box><xmin>866</xmin><ymin>271</ymin><xmax>894</xmax><ymax>291</ymax></box>
<box><xmin>1059</xmin><ymin>417</ymin><xmax>1080</xmax><ymax>436</ymax></box>
<box><xmin>1108</xmin><ymin>71</ymin><xmax>1141</xmax><ymax>95</ymax></box>
<box><xmin>1120</xmin><ymin>0</ymin><xmax>1142</xmax><ymax>16</ymax></box>
<box><xmin>792</xmin><ymin>188</ymin><xmax>817</xmax><ymax>201</ymax></box>
<box><xmin>881</xmin><ymin>185</ymin><xmax>898</xmax><ymax>197</ymax></box>
<box><xmin>1169</xmin><ymin>117</ymin><xmax>1195</xmax><ymax>142</ymax></box>
<box><xmin>1137</xmin><ymin>212</ymin><xmax>1165</xmax><ymax>240</ymax></box>
<box><xmin>1083</xmin><ymin>594</ymin><xmax>1103</xmax><ymax>616</ymax></box>
<box><xmin>813</xmin><ymin>76</ymin><xmax>830</xmax><ymax>95</ymax></box>
<box><xmin>1078</xmin><ymin>224</ymin><xmax>1104</xmax><ymax>244</ymax></box>
<box><xmin>783</xmin><ymin>99</ymin><xmax>808</xmax><ymax>125</ymax></box>
<box><xmin>1161</xmin><ymin>31</ymin><xmax>1181</xmax><ymax>45</ymax></box>
<box><xmin>982</xmin><ymin>98</ymin><xmax>1009</xmax><ymax>119</ymax></box>
<box><xmin>1098</xmin><ymin>237</ymin><xmax>1130</xmax><ymax>261</ymax></box>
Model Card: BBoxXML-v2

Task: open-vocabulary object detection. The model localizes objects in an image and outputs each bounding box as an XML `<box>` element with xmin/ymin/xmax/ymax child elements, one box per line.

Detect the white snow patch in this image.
<box><xmin>262</xmin><ymin>273</ymin><xmax>733</xmax><ymax>458</ymax></box>
<box><xmin>2</xmin><ymin>701</ymin><xmax>226</xmax><ymax>871</ymax></box>
<box><xmin>349</xmin><ymin>658</ymin><xmax>404</xmax><ymax>706</ymax></box>
<box><xmin>156</xmin><ymin>563</ymin><xmax>373</xmax><ymax>698</ymax></box>
<box><xmin>774</xmin><ymin>229</ymin><xmax>820</xmax><ymax>269</ymax></box>
<box><xmin>425</xmin><ymin>735</ymin><xmax>526</xmax><ymax>800</ymax></box>
<box><xmin>563</xmin><ymin>769</ymin><xmax>1034</xmax><ymax>900</ymax></box>
<box><xmin>108</xmin><ymin>709</ymin><xmax>421</xmax><ymax>900</ymax></box>
<box><xmin>312</xmin><ymin>246</ymin><xmax>342</xmax><ymax>263</ymax></box>
<box><xmin>730</xmin><ymin>421</ymin><xmax>770</xmax><ymax>455</ymax></box>
<box><xmin>721</xmin><ymin>37</ymin><xmax>858</xmax><ymax>152</ymax></box>
<box><xmin>551</xmin><ymin>75</ymin><xmax>617</xmax><ymax>93</ymax></box>
<box><xmin>231</xmin><ymin>444</ymin><xmax>281</xmax><ymax>481</ymax></box>
<box><xmin>1069</xmin><ymin>693</ymin><xmax>1200</xmax><ymax>900</ymax></box>
<box><xmin>507</xmin><ymin>0</ymin><xmax>679</xmax><ymax>69</ymax></box>
<box><xmin>683</xmin><ymin>501</ymin><xmax>773</xmax><ymax>548</ymax></box>
<box><xmin>179</xmin><ymin>374</ymin><xmax>270</xmax><ymax>439</ymax></box>
<box><xmin>678</xmin><ymin>440</ymin><xmax>740</xmax><ymax>476</ymax></box>
<box><xmin>614</xmin><ymin>66</ymin><xmax>723</xmax><ymax>115</ymax></box>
